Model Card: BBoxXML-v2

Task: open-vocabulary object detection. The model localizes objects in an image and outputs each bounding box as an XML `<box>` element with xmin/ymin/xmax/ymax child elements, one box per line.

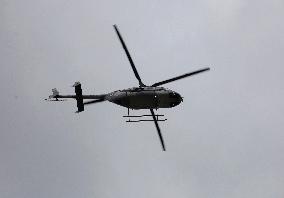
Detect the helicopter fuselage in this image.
<box><xmin>105</xmin><ymin>86</ymin><xmax>182</xmax><ymax>109</ymax></box>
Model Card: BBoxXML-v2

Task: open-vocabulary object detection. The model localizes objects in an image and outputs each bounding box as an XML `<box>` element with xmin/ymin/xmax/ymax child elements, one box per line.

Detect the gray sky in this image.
<box><xmin>1</xmin><ymin>0</ymin><xmax>284</xmax><ymax>198</ymax></box>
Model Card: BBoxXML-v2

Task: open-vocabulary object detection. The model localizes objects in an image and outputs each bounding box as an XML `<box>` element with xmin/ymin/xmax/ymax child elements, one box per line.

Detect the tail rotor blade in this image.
<box><xmin>150</xmin><ymin>109</ymin><xmax>166</xmax><ymax>151</ymax></box>
<box><xmin>113</xmin><ymin>24</ymin><xmax>145</xmax><ymax>87</ymax></box>
<box><xmin>152</xmin><ymin>67</ymin><xmax>210</xmax><ymax>87</ymax></box>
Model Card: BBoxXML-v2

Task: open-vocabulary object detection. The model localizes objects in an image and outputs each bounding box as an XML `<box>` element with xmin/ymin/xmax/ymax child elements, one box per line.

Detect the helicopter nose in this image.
<box><xmin>170</xmin><ymin>92</ymin><xmax>182</xmax><ymax>107</ymax></box>
<box><xmin>176</xmin><ymin>93</ymin><xmax>183</xmax><ymax>103</ymax></box>
<box><xmin>179</xmin><ymin>94</ymin><xmax>183</xmax><ymax>101</ymax></box>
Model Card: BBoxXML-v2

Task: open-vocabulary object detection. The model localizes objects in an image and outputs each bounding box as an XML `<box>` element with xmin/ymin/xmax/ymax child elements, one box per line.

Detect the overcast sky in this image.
<box><xmin>1</xmin><ymin>0</ymin><xmax>284</xmax><ymax>198</ymax></box>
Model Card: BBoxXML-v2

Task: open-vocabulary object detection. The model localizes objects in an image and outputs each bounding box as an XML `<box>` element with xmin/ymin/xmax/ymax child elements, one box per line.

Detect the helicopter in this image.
<box><xmin>47</xmin><ymin>24</ymin><xmax>210</xmax><ymax>151</ymax></box>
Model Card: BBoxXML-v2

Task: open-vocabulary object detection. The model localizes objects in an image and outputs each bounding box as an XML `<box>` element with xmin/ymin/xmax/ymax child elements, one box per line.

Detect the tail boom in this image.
<box><xmin>48</xmin><ymin>82</ymin><xmax>106</xmax><ymax>113</ymax></box>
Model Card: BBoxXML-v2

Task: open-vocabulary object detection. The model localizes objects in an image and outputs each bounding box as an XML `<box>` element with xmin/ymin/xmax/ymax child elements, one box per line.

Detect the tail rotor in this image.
<box><xmin>72</xmin><ymin>82</ymin><xmax>84</xmax><ymax>113</ymax></box>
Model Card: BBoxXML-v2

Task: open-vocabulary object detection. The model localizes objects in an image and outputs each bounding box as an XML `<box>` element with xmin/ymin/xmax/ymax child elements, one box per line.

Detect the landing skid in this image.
<box><xmin>123</xmin><ymin>109</ymin><xmax>167</xmax><ymax>122</ymax></box>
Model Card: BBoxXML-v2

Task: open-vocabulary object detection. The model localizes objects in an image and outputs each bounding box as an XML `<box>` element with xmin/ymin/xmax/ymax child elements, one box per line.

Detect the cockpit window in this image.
<box><xmin>169</xmin><ymin>92</ymin><xmax>176</xmax><ymax>98</ymax></box>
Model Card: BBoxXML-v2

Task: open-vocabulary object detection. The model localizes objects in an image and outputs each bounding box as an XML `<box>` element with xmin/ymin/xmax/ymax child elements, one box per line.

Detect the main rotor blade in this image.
<box><xmin>150</xmin><ymin>109</ymin><xmax>166</xmax><ymax>151</ymax></box>
<box><xmin>83</xmin><ymin>98</ymin><xmax>105</xmax><ymax>105</ymax></box>
<box><xmin>151</xmin><ymin>67</ymin><xmax>210</xmax><ymax>87</ymax></box>
<box><xmin>113</xmin><ymin>25</ymin><xmax>145</xmax><ymax>87</ymax></box>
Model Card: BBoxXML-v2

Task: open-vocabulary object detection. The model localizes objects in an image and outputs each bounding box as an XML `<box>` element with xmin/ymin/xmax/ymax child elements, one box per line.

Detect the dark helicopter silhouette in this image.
<box><xmin>47</xmin><ymin>25</ymin><xmax>210</xmax><ymax>151</ymax></box>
